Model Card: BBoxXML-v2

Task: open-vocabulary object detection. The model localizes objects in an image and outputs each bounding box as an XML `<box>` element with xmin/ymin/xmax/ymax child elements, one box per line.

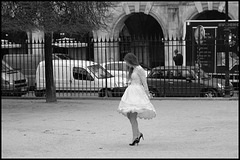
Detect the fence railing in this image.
<box><xmin>1</xmin><ymin>36</ymin><xmax>239</xmax><ymax>98</ymax></box>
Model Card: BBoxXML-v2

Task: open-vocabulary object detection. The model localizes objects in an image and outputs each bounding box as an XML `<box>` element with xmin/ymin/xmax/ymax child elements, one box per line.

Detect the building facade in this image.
<box><xmin>3</xmin><ymin>1</ymin><xmax>239</xmax><ymax>66</ymax></box>
<box><xmin>90</xmin><ymin>1</ymin><xmax>238</xmax><ymax>66</ymax></box>
<box><xmin>95</xmin><ymin>1</ymin><xmax>238</xmax><ymax>39</ymax></box>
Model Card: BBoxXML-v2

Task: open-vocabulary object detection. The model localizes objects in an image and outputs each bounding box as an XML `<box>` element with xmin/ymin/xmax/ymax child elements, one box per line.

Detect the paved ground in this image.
<box><xmin>1</xmin><ymin>98</ymin><xmax>239</xmax><ymax>158</ymax></box>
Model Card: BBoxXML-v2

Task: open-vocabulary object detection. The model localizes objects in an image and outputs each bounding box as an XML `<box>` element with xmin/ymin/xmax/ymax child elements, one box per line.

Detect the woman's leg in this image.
<box><xmin>127</xmin><ymin>112</ymin><xmax>140</xmax><ymax>141</ymax></box>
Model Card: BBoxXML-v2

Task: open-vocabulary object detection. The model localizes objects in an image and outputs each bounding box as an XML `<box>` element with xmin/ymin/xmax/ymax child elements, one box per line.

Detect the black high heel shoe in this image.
<box><xmin>129</xmin><ymin>137</ymin><xmax>139</xmax><ymax>146</ymax></box>
<box><xmin>138</xmin><ymin>133</ymin><xmax>144</xmax><ymax>142</ymax></box>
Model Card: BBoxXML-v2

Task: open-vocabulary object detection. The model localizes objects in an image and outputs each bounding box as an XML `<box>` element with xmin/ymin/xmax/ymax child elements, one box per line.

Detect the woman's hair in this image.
<box><xmin>124</xmin><ymin>53</ymin><xmax>139</xmax><ymax>80</ymax></box>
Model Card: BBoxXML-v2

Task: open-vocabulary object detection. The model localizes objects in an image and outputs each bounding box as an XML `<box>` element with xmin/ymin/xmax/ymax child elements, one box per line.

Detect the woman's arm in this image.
<box><xmin>137</xmin><ymin>66</ymin><xmax>150</xmax><ymax>96</ymax></box>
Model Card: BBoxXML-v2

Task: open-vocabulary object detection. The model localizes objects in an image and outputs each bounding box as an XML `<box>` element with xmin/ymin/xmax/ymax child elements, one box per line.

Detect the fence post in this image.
<box><xmin>224</xmin><ymin>1</ymin><xmax>230</xmax><ymax>97</ymax></box>
<box><xmin>195</xmin><ymin>25</ymin><xmax>205</xmax><ymax>96</ymax></box>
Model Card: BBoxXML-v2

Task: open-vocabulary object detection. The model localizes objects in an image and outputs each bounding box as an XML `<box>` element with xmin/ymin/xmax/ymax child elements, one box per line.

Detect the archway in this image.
<box><xmin>185</xmin><ymin>10</ymin><xmax>238</xmax><ymax>74</ymax></box>
<box><xmin>192</xmin><ymin>10</ymin><xmax>231</xmax><ymax>20</ymax></box>
<box><xmin>119</xmin><ymin>13</ymin><xmax>164</xmax><ymax>68</ymax></box>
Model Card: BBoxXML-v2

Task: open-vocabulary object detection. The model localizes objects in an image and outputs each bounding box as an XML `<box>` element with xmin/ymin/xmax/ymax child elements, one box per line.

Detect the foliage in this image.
<box><xmin>1</xmin><ymin>1</ymin><xmax>114</xmax><ymax>35</ymax></box>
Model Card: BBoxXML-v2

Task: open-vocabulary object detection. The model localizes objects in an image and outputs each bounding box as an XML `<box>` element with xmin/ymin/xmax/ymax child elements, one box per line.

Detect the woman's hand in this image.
<box><xmin>148</xmin><ymin>93</ymin><xmax>153</xmax><ymax>99</ymax></box>
<box><xmin>146</xmin><ymin>91</ymin><xmax>153</xmax><ymax>99</ymax></box>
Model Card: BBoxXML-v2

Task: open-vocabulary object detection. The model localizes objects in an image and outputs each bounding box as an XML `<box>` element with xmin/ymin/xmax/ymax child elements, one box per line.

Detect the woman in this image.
<box><xmin>117</xmin><ymin>53</ymin><xmax>156</xmax><ymax>146</ymax></box>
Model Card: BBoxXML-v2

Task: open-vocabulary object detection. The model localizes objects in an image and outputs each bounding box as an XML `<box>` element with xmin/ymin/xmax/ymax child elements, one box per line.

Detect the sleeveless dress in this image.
<box><xmin>117</xmin><ymin>65</ymin><xmax>156</xmax><ymax>119</ymax></box>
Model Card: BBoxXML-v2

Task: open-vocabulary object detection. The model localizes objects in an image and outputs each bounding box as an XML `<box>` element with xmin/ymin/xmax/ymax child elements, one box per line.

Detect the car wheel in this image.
<box><xmin>98</xmin><ymin>89</ymin><xmax>113</xmax><ymax>97</ymax></box>
<box><xmin>112</xmin><ymin>87</ymin><xmax>126</xmax><ymax>97</ymax></box>
<box><xmin>98</xmin><ymin>89</ymin><xmax>105</xmax><ymax>97</ymax></box>
<box><xmin>202</xmin><ymin>89</ymin><xmax>217</xmax><ymax>97</ymax></box>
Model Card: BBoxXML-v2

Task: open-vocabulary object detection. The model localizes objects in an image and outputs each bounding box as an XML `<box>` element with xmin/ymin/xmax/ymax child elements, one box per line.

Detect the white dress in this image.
<box><xmin>117</xmin><ymin>65</ymin><xmax>156</xmax><ymax>119</ymax></box>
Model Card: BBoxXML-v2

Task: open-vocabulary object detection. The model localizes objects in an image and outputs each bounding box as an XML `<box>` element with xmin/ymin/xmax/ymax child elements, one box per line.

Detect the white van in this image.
<box><xmin>35</xmin><ymin>60</ymin><xmax>128</xmax><ymax>97</ymax></box>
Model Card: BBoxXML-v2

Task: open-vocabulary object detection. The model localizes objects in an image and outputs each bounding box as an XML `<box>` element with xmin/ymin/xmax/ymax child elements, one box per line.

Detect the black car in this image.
<box><xmin>102</xmin><ymin>66</ymin><xmax>234</xmax><ymax>97</ymax></box>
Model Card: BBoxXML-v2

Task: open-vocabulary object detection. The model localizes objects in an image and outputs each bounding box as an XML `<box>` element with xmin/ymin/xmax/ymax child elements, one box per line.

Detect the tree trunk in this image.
<box><xmin>44</xmin><ymin>32</ymin><xmax>57</xmax><ymax>102</ymax></box>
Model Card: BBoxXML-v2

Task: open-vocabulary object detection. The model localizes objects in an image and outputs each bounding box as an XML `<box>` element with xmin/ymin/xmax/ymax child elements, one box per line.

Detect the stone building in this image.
<box><xmin>91</xmin><ymin>1</ymin><xmax>238</xmax><ymax>67</ymax></box>
<box><xmin>96</xmin><ymin>1</ymin><xmax>238</xmax><ymax>39</ymax></box>
<box><xmin>3</xmin><ymin>1</ymin><xmax>239</xmax><ymax>67</ymax></box>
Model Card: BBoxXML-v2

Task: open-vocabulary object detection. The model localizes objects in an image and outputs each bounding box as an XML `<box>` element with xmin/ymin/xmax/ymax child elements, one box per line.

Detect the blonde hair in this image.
<box><xmin>124</xmin><ymin>53</ymin><xmax>139</xmax><ymax>80</ymax></box>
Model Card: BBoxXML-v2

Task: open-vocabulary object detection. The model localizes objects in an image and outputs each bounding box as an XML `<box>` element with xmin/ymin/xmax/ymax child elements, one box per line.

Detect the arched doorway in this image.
<box><xmin>185</xmin><ymin>10</ymin><xmax>238</xmax><ymax>74</ymax></box>
<box><xmin>193</xmin><ymin>10</ymin><xmax>231</xmax><ymax>20</ymax></box>
<box><xmin>119</xmin><ymin>13</ymin><xmax>164</xmax><ymax>68</ymax></box>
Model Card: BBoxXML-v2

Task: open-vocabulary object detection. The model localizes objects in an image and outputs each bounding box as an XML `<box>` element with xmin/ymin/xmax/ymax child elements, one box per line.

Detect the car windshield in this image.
<box><xmin>148</xmin><ymin>69</ymin><xmax>194</xmax><ymax>79</ymax></box>
<box><xmin>56</xmin><ymin>54</ymin><xmax>71</xmax><ymax>59</ymax></box>
<box><xmin>191</xmin><ymin>68</ymin><xmax>209</xmax><ymax>79</ymax></box>
<box><xmin>88</xmin><ymin>64</ymin><xmax>114</xmax><ymax>79</ymax></box>
<box><xmin>52</xmin><ymin>55</ymin><xmax>61</xmax><ymax>60</ymax></box>
<box><xmin>2</xmin><ymin>61</ymin><xmax>15</xmax><ymax>72</ymax></box>
<box><xmin>148</xmin><ymin>67</ymin><xmax>210</xmax><ymax>80</ymax></box>
<box><xmin>2</xmin><ymin>64</ymin><xmax>11</xmax><ymax>72</ymax></box>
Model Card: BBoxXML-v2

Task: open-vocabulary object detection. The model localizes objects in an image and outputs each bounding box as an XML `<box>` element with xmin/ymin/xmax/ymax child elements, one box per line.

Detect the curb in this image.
<box><xmin>2</xmin><ymin>96</ymin><xmax>238</xmax><ymax>101</ymax></box>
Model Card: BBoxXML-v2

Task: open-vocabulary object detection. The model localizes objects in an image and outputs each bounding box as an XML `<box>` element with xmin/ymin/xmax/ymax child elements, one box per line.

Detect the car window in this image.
<box><xmin>149</xmin><ymin>69</ymin><xmax>165</xmax><ymax>78</ymax></box>
<box><xmin>149</xmin><ymin>68</ymin><xmax>195</xmax><ymax>80</ymax></box>
<box><xmin>73</xmin><ymin>67</ymin><xmax>93</xmax><ymax>80</ymax></box>
<box><xmin>174</xmin><ymin>69</ymin><xmax>192</xmax><ymax>79</ymax></box>
<box><xmin>191</xmin><ymin>68</ymin><xmax>209</xmax><ymax>79</ymax></box>
<box><xmin>88</xmin><ymin>64</ymin><xmax>113</xmax><ymax>79</ymax></box>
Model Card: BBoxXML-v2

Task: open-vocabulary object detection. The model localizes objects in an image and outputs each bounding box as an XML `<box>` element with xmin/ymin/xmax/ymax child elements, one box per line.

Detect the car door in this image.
<box><xmin>164</xmin><ymin>69</ymin><xmax>176</xmax><ymax>96</ymax></box>
<box><xmin>72</xmin><ymin>67</ymin><xmax>95</xmax><ymax>91</ymax></box>
<box><xmin>173</xmin><ymin>69</ymin><xmax>193</xmax><ymax>96</ymax></box>
<box><xmin>54</xmin><ymin>64</ymin><xmax>71</xmax><ymax>91</ymax></box>
<box><xmin>147</xmin><ymin>69</ymin><xmax>171</xmax><ymax>97</ymax></box>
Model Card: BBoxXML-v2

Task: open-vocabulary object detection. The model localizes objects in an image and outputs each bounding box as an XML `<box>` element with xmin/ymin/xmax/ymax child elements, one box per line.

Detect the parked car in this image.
<box><xmin>35</xmin><ymin>60</ymin><xmax>128</xmax><ymax>97</ymax></box>
<box><xmin>101</xmin><ymin>61</ymin><xmax>128</xmax><ymax>83</ymax></box>
<box><xmin>1</xmin><ymin>60</ymin><xmax>28</xmax><ymax>96</ymax></box>
<box><xmin>3</xmin><ymin>54</ymin><xmax>63</xmax><ymax>91</ymax></box>
<box><xmin>109</xmin><ymin>66</ymin><xmax>234</xmax><ymax>97</ymax></box>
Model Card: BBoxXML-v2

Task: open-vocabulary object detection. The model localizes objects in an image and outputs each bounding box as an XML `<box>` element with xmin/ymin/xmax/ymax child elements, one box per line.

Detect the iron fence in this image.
<box><xmin>1</xmin><ymin>36</ymin><xmax>239</xmax><ymax>98</ymax></box>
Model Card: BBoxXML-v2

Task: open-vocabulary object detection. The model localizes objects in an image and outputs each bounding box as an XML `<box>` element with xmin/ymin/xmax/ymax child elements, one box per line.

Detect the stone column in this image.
<box><xmin>164</xmin><ymin>7</ymin><xmax>182</xmax><ymax>66</ymax></box>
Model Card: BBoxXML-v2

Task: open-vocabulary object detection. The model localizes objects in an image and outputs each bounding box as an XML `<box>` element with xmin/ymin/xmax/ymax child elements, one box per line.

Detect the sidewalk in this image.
<box><xmin>1</xmin><ymin>98</ymin><xmax>239</xmax><ymax>158</ymax></box>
